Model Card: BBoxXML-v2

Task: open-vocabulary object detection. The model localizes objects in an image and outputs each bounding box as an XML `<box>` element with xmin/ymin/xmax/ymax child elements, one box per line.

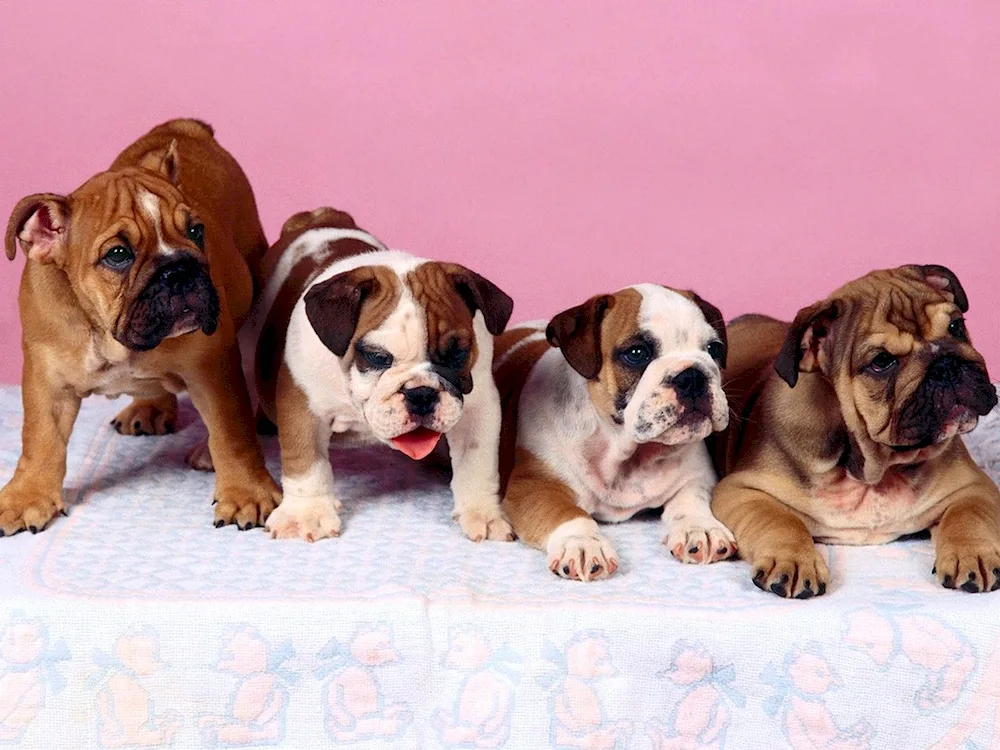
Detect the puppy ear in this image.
<box><xmin>5</xmin><ymin>193</ymin><xmax>70</xmax><ymax>264</ymax></box>
<box><xmin>281</xmin><ymin>207</ymin><xmax>357</xmax><ymax>237</ymax></box>
<box><xmin>915</xmin><ymin>264</ymin><xmax>969</xmax><ymax>313</ymax></box>
<box><xmin>774</xmin><ymin>300</ymin><xmax>840</xmax><ymax>388</ymax></box>
<box><xmin>679</xmin><ymin>290</ymin><xmax>728</xmax><ymax>369</ymax></box>
<box><xmin>546</xmin><ymin>294</ymin><xmax>615</xmax><ymax>380</ymax></box>
<box><xmin>304</xmin><ymin>267</ymin><xmax>384</xmax><ymax>357</ymax></box>
<box><xmin>445</xmin><ymin>265</ymin><xmax>514</xmax><ymax>336</ymax></box>
<box><xmin>158</xmin><ymin>139</ymin><xmax>181</xmax><ymax>185</ymax></box>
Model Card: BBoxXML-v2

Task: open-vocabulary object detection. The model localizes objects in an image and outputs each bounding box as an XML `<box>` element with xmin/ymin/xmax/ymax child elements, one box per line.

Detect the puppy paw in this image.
<box><xmin>546</xmin><ymin>519</ymin><xmax>619</xmax><ymax>581</ymax></box>
<box><xmin>664</xmin><ymin>517</ymin><xmax>737</xmax><ymax>564</ymax></box>
<box><xmin>265</xmin><ymin>496</ymin><xmax>342</xmax><ymax>541</ymax></box>
<box><xmin>750</xmin><ymin>545</ymin><xmax>829</xmax><ymax>599</ymax></box>
<box><xmin>186</xmin><ymin>439</ymin><xmax>214</xmax><ymax>472</ymax></box>
<box><xmin>111</xmin><ymin>396</ymin><xmax>177</xmax><ymax>436</ymax></box>
<box><xmin>213</xmin><ymin>477</ymin><xmax>281</xmax><ymax>531</ymax></box>
<box><xmin>934</xmin><ymin>541</ymin><xmax>1000</xmax><ymax>593</ymax></box>
<box><xmin>454</xmin><ymin>504</ymin><xmax>515</xmax><ymax>542</ymax></box>
<box><xmin>0</xmin><ymin>486</ymin><xmax>64</xmax><ymax>536</ymax></box>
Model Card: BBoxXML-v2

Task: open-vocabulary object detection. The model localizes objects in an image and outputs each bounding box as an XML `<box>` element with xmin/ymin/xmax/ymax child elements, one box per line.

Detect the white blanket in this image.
<box><xmin>1</xmin><ymin>386</ymin><xmax>999</xmax><ymax>749</ymax></box>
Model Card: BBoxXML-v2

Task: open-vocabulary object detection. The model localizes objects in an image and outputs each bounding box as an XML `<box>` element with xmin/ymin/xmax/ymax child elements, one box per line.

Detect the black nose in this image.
<box><xmin>157</xmin><ymin>260</ymin><xmax>199</xmax><ymax>291</ymax></box>
<box><xmin>928</xmin><ymin>356</ymin><xmax>961</xmax><ymax>385</ymax></box>
<box><xmin>404</xmin><ymin>386</ymin><xmax>439</xmax><ymax>416</ymax></box>
<box><xmin>673</xmin><ymin>367</ymin><xmax>707</xmax><ymax>400</ymax></box>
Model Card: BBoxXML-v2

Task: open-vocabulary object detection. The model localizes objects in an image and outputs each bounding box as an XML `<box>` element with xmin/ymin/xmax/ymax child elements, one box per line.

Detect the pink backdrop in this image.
<box><xmin>2</xmin><ymin>2</ymin><xmax>999</xmax><ymax>383</ymax></box>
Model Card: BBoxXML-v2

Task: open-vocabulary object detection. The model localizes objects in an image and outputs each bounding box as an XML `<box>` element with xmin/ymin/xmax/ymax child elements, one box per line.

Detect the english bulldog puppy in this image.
<box><xmin>250</xmin><ymin>207</ymin><xmax>515</xmax><ymax>542</ymax></box>
<box><xmin>2</xmin><ymin>119</ymin><xmax>280</xmax><ymax>535</ymax></box>
<box><xmin>712</xmin><ymin>265</ymin><xmax>1000</xmax><ymax>598</ymax></box>
<box><xmin>493</xmin><ymin>285</ymin><xmax>737</xmax><ymax>581</ymax></box>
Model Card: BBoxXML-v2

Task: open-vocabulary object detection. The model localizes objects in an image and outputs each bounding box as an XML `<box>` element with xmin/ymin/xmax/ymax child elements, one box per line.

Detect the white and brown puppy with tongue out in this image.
<box><xmin>250</xmin><ymin>207</ymin><xmax>516</xmax><ymax>542</ymax></box>
<box><xmin>494</xmin><ymin>285</ymin><xmax>737</xmax><ymax>580</ymax></box>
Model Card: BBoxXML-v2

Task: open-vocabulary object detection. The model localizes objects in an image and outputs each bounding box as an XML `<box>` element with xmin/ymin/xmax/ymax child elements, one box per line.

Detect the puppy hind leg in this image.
<box><xmin>504</xmin><ymin>449</ymin><xmax>618</xmax><ymax>581</ymax></box>
<box><xmin>712</xmin><ymin>480</ymin><xmax>828</xmax><ymax>599</ymax></box>
<box><xmin>111</xmin><ymin>393</ymin><xmax>178</xmax><ymax>436</ymax></box>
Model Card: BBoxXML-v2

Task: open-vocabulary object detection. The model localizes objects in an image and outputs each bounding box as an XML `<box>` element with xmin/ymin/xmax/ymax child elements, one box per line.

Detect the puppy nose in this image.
<box><xmin>403</xmin><ymin>386</ymin><xmax>439</xmax><ymax>416</ymax></box>
<box><xmin>928</xmin><ymin>355</ymin><xmax>961</xmax><ymax>385</ymax></box>
<box><xmin>673</xmin><ymin>367</ymin><xmax>707</xmax><ymax>399</ymax></box>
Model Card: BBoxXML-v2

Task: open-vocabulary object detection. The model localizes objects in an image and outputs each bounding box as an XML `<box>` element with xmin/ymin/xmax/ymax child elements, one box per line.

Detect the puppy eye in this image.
<box><xmin>707</xmin><ymin>341</ymin><xmax>725</xmax><ymax>363</ymax></box>
<box><xmin>441</xmin><ymin>341</ymin><xmax>470</xmax><ymax>370</ymax></box>
<box><xmin>187</xmin><ymin>222</ymin><xmax>205</xmax><ymax>250</ymax></box>
<box><xmin>619</xmin><ymin>343</ymin><xmax>652</xmax><ymax>368</ymax></box>
<box><xmin>101</xmin><ymin>245</ymin><xmax>135</xmax><ymax>270</ymax></box>
<box><xmin>948</xmin><ymin>318</ymin><xmax>968</xmax><ymax>341</ymax></box>
<box><xmin>357</xmin><ymin>345</ymin><xmax>393</xmax><ymax>370</ymax></box>
<box><xmin>867</xmin><ymin>351</ymin><xmax>898</xmax><ymax>374</ymax></box>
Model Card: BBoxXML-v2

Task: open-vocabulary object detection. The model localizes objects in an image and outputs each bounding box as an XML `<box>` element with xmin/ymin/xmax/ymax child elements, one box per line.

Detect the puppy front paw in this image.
<box><xmin>663</xmin><ymin>517</ymin><xmax>737</xmax><ymax>564</ymax></box>
<box><xmin>454</xmin><ymin>504</ymin><xmax>515</xmax><ymax>542</ymax></box>
<box><xmin>265</xmin><ymin>496</ymin><xmax>342</xmax><ymax>542</ymax></box>
<box><xmin>0</xmin><ymin>485</ymin><xmax>64</xmax><ymax>536</ymax></box>
<box><xmin>749</xmin><ymin>545</ymin><xmax>829</xmax><ymax>599</ymax></box>
<box><xmin>111</xmin><ymin>396</ymin><xmax>177</xmax><ymax>436</ymax></box>
<box><xmin>934</xmin><ymin>541</ymin><xmax>1000</xmax><ymax>593</ymax></box>
<box><xmin>213</xmin><ymin>476</ymin><xmax>281</xmax><ymax>531</ymax></box>
<box><xmin>546</xmin><ymin>519</ymin><xmax>619</xmax><ymax>581</ymax></box>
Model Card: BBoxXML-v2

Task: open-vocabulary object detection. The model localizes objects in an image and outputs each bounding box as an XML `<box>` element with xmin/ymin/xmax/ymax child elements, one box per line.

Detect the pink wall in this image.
<box><xmin>2</xmin><ymin>2</ymin><xmax>1000</xmax><ymax>383</ymax></box>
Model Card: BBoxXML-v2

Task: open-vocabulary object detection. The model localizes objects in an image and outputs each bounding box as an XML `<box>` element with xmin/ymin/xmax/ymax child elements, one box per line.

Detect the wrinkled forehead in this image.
<box><xmin>846</xmin><ymin>282</ymin><xmax>960</xmax><ymax>358</ymax></box>
<box><xmin>361</xmin><ymin>292</ymin><xmax>428</xmax><ymax>361</ymax></box>
<box><xmin>633</xmin><ymin>284</ymin><xmax>717</xmax><ymax>350</ymax></box>
<box><xmin>70</xmin><ymin>171</ymin><xmax>186</xmax><ymax>241</ymax></box>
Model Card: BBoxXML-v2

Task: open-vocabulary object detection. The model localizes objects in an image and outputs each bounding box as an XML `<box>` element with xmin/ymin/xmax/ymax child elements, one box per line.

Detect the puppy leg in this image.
<box><xmin>662</xmin><ymin>482</ymin><xmax>736</xmax><ymax>565</ymax></box>
<box><xmin>932</xmin><ymin>484</ymin><xmax>1000</xmax><ymax>593</ymax></box>
<box><xmin>446</xmin><ymin>377</ymin><xmax>514</xmax><ymax>542</ymax></box>
<box><xmin>111</xmin><ymin>393</ymin><xmax>178</xmax><ymax>436</ymax></box>
<box><xmin>181</xmin><ymin>340</ymin><xmax>280</xmax><ymax>530</ymax></box>
<box><xmin>712</xmin><ymin>479</ymin><xmax>828</xmax><ymax>598</ymax></box>
<box><xmin>264</xmin><ymin>365</ymin><xmax>342</xmax><ymax>541</ymax></box>
<box><xmin>504</xmin><ymin>448</ymin><xmax>618</xmax><ymax>581</ymax></box>
<box><xmin>0</xmin><ymin>355</ymin><xmax>80</xmax><ymax>535</ymax></box>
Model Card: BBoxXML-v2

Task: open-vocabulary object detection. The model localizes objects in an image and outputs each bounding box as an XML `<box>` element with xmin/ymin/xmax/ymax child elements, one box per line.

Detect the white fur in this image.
<box><xmin>264</xmin><ymin>227</ymin><xmax>510</xmax><ymax>542</ymax></box>
<box><xmin>516</xmin><ymin>285</ymin><xmax>734</xmax><ymax>563</ymax></box>
<box><xmin>136</xmin><ymin>189</ymin><xmax>176</xmax><ymax>257</ymax></box>
<box><xmin>546</xmin><ymin>517</ymin><xmax>619</xmax><ymax>581</ymax></box>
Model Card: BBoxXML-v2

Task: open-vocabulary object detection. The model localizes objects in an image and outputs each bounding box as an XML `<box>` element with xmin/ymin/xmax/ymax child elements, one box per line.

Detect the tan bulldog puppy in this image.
<box><xmin>712</xmin><ymin>265</ymin><xmax>1000</xmax><ymax>598</ymax></box>
<box><xmin>3</xmin><ymin>118</ymin><xmax>280</xmax><ymax>535</ymax></box>
<box><xmin>494</xmin><ymin>285</ymin><xmax>736</xmax><ymax>581</ymax></box>
<box><xmin>249</xmin><ymin>207</ymin><xmax>515</xmax><ymax>542</ymax></box>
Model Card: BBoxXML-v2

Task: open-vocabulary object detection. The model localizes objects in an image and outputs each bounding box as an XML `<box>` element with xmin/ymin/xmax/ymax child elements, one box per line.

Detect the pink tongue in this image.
<box><xmin>390</xmin><ymin>428</ymin><xmax>442</xmax><ymax>460</ymax></box>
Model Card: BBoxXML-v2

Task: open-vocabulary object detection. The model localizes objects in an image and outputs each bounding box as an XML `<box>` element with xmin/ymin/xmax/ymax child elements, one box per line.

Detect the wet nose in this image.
<box><xmin>928</xmin><ymin>355</ymin><xmax>961</xmax><ymax>385</ymax></box>
<box><xmin>403</xmin><ymin>386</ymin><xmax>439</xmax><ymax>416</ymax></box>
<box><xmin>673</xmin><ymin>367</ymin><xmax>707</xmax><ymax>400</ymax></box>
<box><xmin>158</xmin><ymin>260</ymin><xmax>198</xmax><ymax>290</ymax></box>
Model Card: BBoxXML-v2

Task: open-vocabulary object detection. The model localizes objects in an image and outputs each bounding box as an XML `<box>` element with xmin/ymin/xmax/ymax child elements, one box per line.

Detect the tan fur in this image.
<box><xmin>502</xmin><ymin>448</ymin><xmax>591</xmax><ymax>550</ymax></box>
<box><xmin>275</xmin><ymin>363</ymin><xmax>327</xmax><ymax>479</ymax></box>
<box><xmin>713</xmin><ymin>267</ymin><xmax>1000</xmax><ymax>597</ymax></box>
<box><xmin>0</xmin><ymin>119</ymin><xmax>279</xmax><ymax>535</ymax></box>
<box><xmin>587</xmin><ymin>288</ymin><xmax>644</xmax><ymax>421</ymax></box>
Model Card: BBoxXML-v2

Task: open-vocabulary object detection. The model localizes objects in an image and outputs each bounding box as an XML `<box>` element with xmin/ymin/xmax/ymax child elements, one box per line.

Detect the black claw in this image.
<box><xmin>752</xmin><ymin>569</ymin><xmax>767</xmax><ymax>591</ymax></box>
<box><xmin>164</xmin><ymin>422</ymin><xmax>175</xmax><ymax>434</ymax></box>
<box><xmin>770</xmin><ymin>581</ymin><xmax>788</xmax><ymax>597</ymax></box>
<box><xmin>943</xmin><ymin>574</ymin><xmax>955</xmax><ymax>589</ymax></box>
<box><xmin>28</xmin><ymin>525</ymin><xmax>38</xmax><ymax>534</ymax></box>
<box><xmin>211</xmin><ymin>498</ymin><xmax>218</xmax><ymax>505</ymax></box>
<box><xmin>59</xmin><ymin>508</ymin><xmax>68</xmax><ymax>517</ymax></box>
<box><xmin>590</xmin><ymin>563</ymin><xmax>600</xmax><ymax>575</ymax></box>
<box><xmin>961</xmin><ymin>579</ymin><xmax>981</xmax><ymax>594</ymax></box>
<box><xmin>992</xmin><ymin>579</ymin><xmax>1000</xmax><ymax>592</ymax></box>
<box><xmin>795</xmin><ymin>588</ymin><xmax>815</xmax><ymax>600</ymax></box>
<box><xmin>214</xmin><ymin>519</ymin><xmax>225</xmax><ymax>528</ymax></box>
<box><xmin>240</xmin><ymin>522</ymin><xmax>254</xmax><ymax>531</ymax></box>
<box><xmin>718</xmin><ymin>545</ymin><xmax>728</xmax><ymax>554</ymax></box>
<box><xmin>688</xmin><ymin>545</ymin><xmax>700</xmax><ymax>554</ymax></box>
<box><xmin>562</xmin><ymin>564</ymin><xmax>570</xmax><ymax>575</ymax></box>
<box><xmin>0</xmin><ymin>529</ymin><xmax>6</xmax><ymax>538</ymax></box>
<box><xmin>931</xmin><ymin>566</ymin><xmax>936</xmax><ymax>575</ymax></box>
<box><xmin>818</xmin><ymin>581</ymin><xmax>827</xmax><ymax>596</ymax></box>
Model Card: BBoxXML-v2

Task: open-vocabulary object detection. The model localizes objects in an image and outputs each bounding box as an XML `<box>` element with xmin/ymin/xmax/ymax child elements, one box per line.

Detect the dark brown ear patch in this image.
<box><xmin>774</xmin><ymin>300</ymin><xmax>840</xmax><ymax>387</ymax></box>
<box><xmin>915</xmin><ymin>264</ymin><xmax>969</xmax><ymax>313</ymax></box>
<box><xmin>304</xmin><ymin>266</ymin><xmax>401</xmax><ymax>357</ymax></box>
<box><xmin>546</xmin><ymin>295</ymin><xmax>615</xmax><ymax>380</ymax></box>
<box><xmin>675</xmin><ymin>289</ymin><xmax>728</xmax><ymax>369</ymax></box>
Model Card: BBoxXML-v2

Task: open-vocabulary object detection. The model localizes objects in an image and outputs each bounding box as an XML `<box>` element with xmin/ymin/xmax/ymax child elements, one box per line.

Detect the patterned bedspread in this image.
<box><xmin>1</xmin><ymin>386</ymin><xmax>999</xmax><ymax>749</ymax></box>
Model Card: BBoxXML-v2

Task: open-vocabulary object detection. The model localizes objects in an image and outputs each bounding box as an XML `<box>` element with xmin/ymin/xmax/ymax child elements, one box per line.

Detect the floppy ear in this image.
<box><xmin>444</xmin><ymin>265</ymin><xmax>514</xmax><ymax>336</ymax></box>
<box><xmin>157</xmin><ymin>139</ymin><xmax>181</xmax><ymax>185</ymax></box>
<box><xmin>774</xmin><ymin>300</ymin><xmax>840</xmax><ymax>388</ymax></box>
<box><xmin>304</xmin><ymin>267</ymin><xmax>383</xmax><ymax>357</ymax></box>
<box><xmin>916</xmin><ymin>264</ymin><xmax>969</xmax><ymax>313</ymax></box>
<box><xmin>680</xmin><ymin>290</ymin><xmax>728</xmax><ymax>369</ymax></box>
<box><xmin>5</xmin><ymin>193</ymin><xmax>71</xmax><ymax>264</ymax></box>
<box><xmin>546</xmin><ymin>294</ymin><xmax>615</xmax><ymax>380</ymax></box>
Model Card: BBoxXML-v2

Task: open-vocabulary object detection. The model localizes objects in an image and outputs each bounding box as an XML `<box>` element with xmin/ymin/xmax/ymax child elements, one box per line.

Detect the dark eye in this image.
<box><xmin>357</xmin><ymin>345</ymin><xmax>393</xmax><ymax>370</ymax></box>
<box><xmin>707</xmin><ymin>341</ymin><xmax>725</xmax><ymax>363</ymax></box>
<box><xmin>441</xmin><ymin>340</ymin><xmax>470</xmax><ymax>371</ymax></box>
<box><xmin>619</xmin><ymin>343</ymin><xmax>652</xmax><ymax>368</ymax></box>
<box><xmin>867</xmin><ymin>351</ymin><xmax>898</xmax><ymax>374</ymax></box>
<box><xmin>187</xmin><ymin>222</ymin><xmax>205</xmax><ymax>249</ymax></box>
<box><xmin>101</xmin><ymin>245</ymin><xmax>134</xmax><ymax>270</ymax></box>
<box><xmin>948</xmin><ymin>318</ymin><xmax>968</xmax><ymax>341</ymax></box>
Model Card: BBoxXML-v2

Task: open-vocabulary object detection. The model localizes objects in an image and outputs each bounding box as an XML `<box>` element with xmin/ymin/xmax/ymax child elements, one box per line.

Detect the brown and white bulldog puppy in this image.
<box><xmin>712</xmin><ymin>265</ymin><xmax>1000</xmax><ymax>598</ymax></box>
<box><xmin>2</xmin><ymin>119</ymin><xmax>281</xmax><ymax>535</ymax></box>
<box><xmin>494</xmin><ymin>285</ymin><xmax>737</xmax><ymax>581</ymax></box>
<box><xmin>249</xmin><ymin>207</ymin><xmax>515</xmax><ymax>542</ymax></box>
